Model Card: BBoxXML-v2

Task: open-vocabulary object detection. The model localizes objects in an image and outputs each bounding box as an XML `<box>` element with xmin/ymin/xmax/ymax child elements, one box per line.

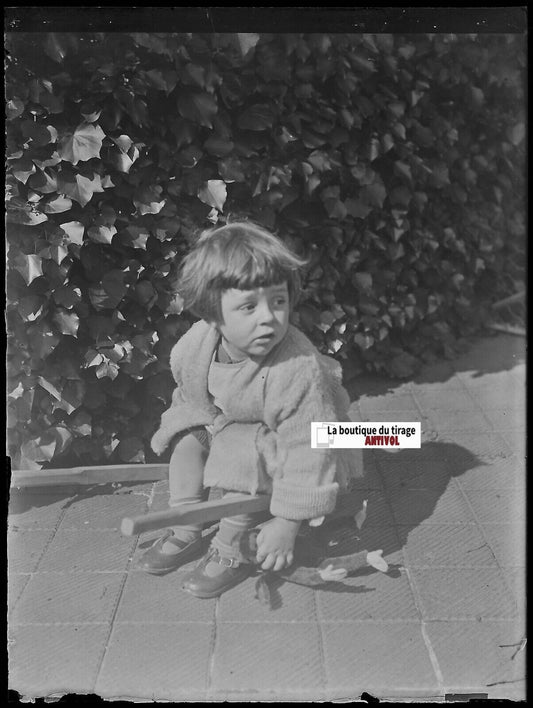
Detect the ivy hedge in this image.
<box><xmin>6</xmin><ymin>31</ymin><xmax>526</xmax><ymax>470</ymax></box>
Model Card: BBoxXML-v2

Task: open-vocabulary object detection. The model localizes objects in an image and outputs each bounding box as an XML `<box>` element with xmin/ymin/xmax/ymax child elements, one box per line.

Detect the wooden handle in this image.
<box><xmin>10</xmin><ymin>464</ymin><xmax>169</xmax><ymax>488</ymax></box>
<box><xmin>121</xmin><ymin>494</ymin><xmax>272</xmax><ymax>536</ymax></box>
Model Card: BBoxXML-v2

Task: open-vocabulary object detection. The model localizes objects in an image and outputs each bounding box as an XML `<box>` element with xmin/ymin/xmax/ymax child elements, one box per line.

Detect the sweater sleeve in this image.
<box><xmin>266</xmin><ymin>356</ymin><xmax>340</xmax><ymax>520</ymax></box>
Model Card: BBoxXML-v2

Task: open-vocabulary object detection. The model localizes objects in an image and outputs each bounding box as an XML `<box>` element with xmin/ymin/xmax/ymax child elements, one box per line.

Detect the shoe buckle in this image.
<box><xmin>217</xmin><ymin>555</ymin><xmax>240</xmax><ymax>568</ymax></box>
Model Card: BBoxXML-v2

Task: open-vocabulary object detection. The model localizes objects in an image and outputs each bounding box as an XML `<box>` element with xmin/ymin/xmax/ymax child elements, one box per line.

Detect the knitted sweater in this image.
<box><xmin>151</xmin><ymin>320</ymin><xmax>363</xmax><ymax>520</ymax></box>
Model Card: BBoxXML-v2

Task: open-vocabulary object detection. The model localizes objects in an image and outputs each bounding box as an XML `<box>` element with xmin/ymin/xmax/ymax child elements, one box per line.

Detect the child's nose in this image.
<box><xmin>257</xmin><ymin>301</ymin><xmax>276</xmax><ymax>324</ymax></box>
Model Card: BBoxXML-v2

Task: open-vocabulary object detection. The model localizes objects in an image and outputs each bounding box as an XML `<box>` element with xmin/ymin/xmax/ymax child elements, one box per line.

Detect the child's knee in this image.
<box><xmin>170</xmin><ymin>431</ymin><xmax>209</xmax><ymax>470</ymax></box>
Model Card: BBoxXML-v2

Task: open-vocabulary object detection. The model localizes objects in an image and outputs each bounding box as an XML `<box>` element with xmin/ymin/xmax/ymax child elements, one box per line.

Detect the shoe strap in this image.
<box><xmin>209</xmin><ymin>546</ymin><xmax>241</xmax><ymax>568</ymax></box>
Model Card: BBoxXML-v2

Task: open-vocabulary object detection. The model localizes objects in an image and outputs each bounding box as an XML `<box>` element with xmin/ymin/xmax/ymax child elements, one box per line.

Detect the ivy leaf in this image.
<box><xmin>507</xmin><ymin>122</ymin><xmax>525</xmax><ymax>146</ymax></box>
<box><xmin>12</xmin><ymin>254</ymin><xmax>43</xmax><ymax>285</ymax></box>
<box><xmin>198</xmin><ymin>179</ymin><xmax>227</xmax><ymax>212</ymax></box>
<box><xmin>345</xmin><ymin>199</ymin><xmax>373</xmax><ymax>219</ymax></box>
<box><xmin>204</xmin><ymin>135</ymin><xmax>234</xmax><ymax>157</ymax></box>
<box><xmin>43</xmin><ymin>195</ymin><xmax>73</xmax><ymax>213</ymax></box>
<box><xmin>177</xmin><ymin>90</ymin><xmax>218</xmax><ymax>128</ymax></box>
<box><xmin>7</xmin><ymin>98</ymin><xmax>25</xmax><ymax>120</ymax></box>
<box><xmin>61</xmin><ymin>172</ymin><xmax>104</xmax><ymax>206</ymax></box>
<box><xmin>21</xmin><ymin>121</ymin><xmax>57</xmax><ymax>146</ymax></box>
<box><xmin>237</xmin><ymin>33</ymin><xmax>260</xmax><ymax>56</ymax></box>
<box><xmin>53</xmin><ymin>309</ymin><xmax>80</xmax><ymax>336</ymax></box>
<box><xmin>122</xmin><ymin>226</ymin><xmax>150</xmax><ymax>249</ymax></box>
<box><xmin>217</xmin><ymin>155</ymin><xmax>246</xmax><ymax>182</ymax></box>
<box><xmin>28</xmin><ymin>168</ymin><xmax>58</xmax><ymax>194</ymax></box>
<box><xmin>60</xmin><ymin>220</ymin><xmax>85</xmax><ymax>245</ymax></box>
<box><xmin>12</xmin><ymin>158</ymin><xmax>36</xmax><ymax>184</ymax></box>
<box><xmin>238</xmin><ymin>104</ymin><xmax>276</xmax><ymax>131</ymax></box>
<box><xmin>44</xmin><ymin>33</ymin><xmax>68</xmax><ymax>63</ymax></box>
<box><xmin>71</xmin><ymin>411</ymin><xmax>92</xmax><ymax>437</ymax></box>
<box><xmin>361</xmin><ymin>182</ymin><xmax>387</xmax><ymax>208</ymax></box>
<box><xmin>116</xmin><ymin>436</ymin><xmax>145</xmax><ymax>463</ymax></box>
<box><xmin>394</xmin><ymin>161</ymin><xmax>412</xmax><ymax>181</ymax></box>
<box><xmin>96</xmin><ymin>359</ymin><xmax>120</xmax><ymax>380</ymax></box>
<box><xmin>21</xmin><ymin>436</ymin><xmax>56</xmax><ymax>463</ymax></box>
<box><xmin>143</xmin><ymin>68</ymin><xmax>178</xmax><ymax>93</ymax></box>
<box><xmin>355</xmin><ymin>272</ymin><xmax>373</xmax><ymax>291</ymax></box>
<box><xmin>52</xmin><ymin>284</ymin><xmax>82</xmax><ymax>308</ymax></box>
<box><xmin>110</xmin><ymin>144</ymin><xmax>140</xmax><ymax>173</ymax></box>
<box><xmin>58</xmin><ymin>123</ymin><xmax>106</xmax><ymax>165</ymax></box>
<box><xmin>133</xmin><ymin>185</ymin><xmax>165</xmax><ymax>215</ymax></box>
<box><xmin>6</xmin><ymin>202</ymin><xmax>48</xmax><ymax>226</ymax></box>
<box><xmin>88</xmin><ymin>225</ymin><xmax>117</xmax><ymax>244</ymax></box>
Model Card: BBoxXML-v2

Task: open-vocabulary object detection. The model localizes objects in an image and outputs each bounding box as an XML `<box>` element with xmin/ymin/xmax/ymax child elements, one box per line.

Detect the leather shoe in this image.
<box><xmin>181</xmin><ymin>545</ymin><xmax>251</xmax><ymax>598</ymax></box>
<box><xmin>136</xmin><ymin>530</ymin><xmax>202</xmax><ymax>575</ymax></box>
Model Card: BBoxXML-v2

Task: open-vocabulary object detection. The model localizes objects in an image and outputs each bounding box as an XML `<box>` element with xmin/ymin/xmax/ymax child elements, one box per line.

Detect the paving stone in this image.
<box><xmin>411</xmin><ymin>567</ymin><xmax>518</xmax><ymax>620</ymax></box>
<box><xmin>360</xmin><ymin>409</ymin><xmax>422</xmax><ymax>425</ymax></box>
<box><xmin>357</xmin><ymin>524</ymin><xmax>405</xmax><ymax>565</ymax></box>
<box><xmin>356</xmin><ymin>489</ymin><xmax>395</xmax><ymax>526</ymax></box>
<box><xmin>8</xmin><ymin>489</ymin><xmax>72</xmax><ymax>530</ymax></box>
<box><xmin>7</xmin><ymin>573</ymin><xmax>31</xmax><ymax>614</ymax></box>
<box><xmin>505</xmin><ymin>567</ymin><xmax>526</xmax><ymax>617</ymax></box>
<box><xmin>58</xmin><ymin>490</ymin><xmax>149</xmax><ymax>530</ymax></box>
<box><xmin>378</xmin><ymin>451</ymin><xmax>454</xmax><ymax>491</ymax></box>
<box><xmin>461</xmin><ymin>489</ymin><xmax>525</xmax><ymax>524</ymax></box>
<box><xmin>437</xmin><ymin>432</ymin><xmax>513</xmax><ymax>463</ymax></box>
<box><xmin>425</xmin><ymin>620</ymin><xmax>526</xmax><ymax>701</ymax></box>
<box><xmin>359</xmin><ymin>393</ymin><xmax>420</xmax><ymax>417</ymax></box>
<box><xmin>37</xmin><ymin>528</ymin><xmax>137</xmax><ymax>572</ymax></box>
<box><xmin>217</xmin><ymin>571</ymin><xmax>316</xmax><ymax>622</ymax></box>
<box><xmin>455</xmin><ymin>456</ymin><xmax>525</xmax><ymax>490</ymax></box>
<box><xmin>480</xmin><ymin>524</ymin><xmax>525</xmax><ymax>568</ymax></box>
<box><xmin>8</xmin><ymin>623</ymin><xmax>109</xmax><ymax>699</ymax></box>
<box><xmin>482</xmin><ymin>407</ymin><xmax>526</xmax><ymax>431</ymax></box>
<box><xmin>499</xmin><ymin>430</ymin><xmax>526</xmax><ymax>460</ymax></box>
<box><xmin>414</xmin><ymin>388</ymin><xmax>477</xmax><ymax>411</ymax></box>
<box><xmin>424</xmin><ymin>409</ymin><xmax>492</xmax><ymax>433</ymax></box>
<box><xmin>402</xmin><ymin>523</ymin><xmax>498</xmax><ymax>568</ymax></box>
<box><xmin>463</xmin><ymin>377</ymin><xmax>525</xmax><ymax>410</ymax></box>
<box><xmin>316</xmin><ymin>568</ymin><xmax>418</xmax><ymax>621</ymax></box>
<box><xmin>349</xmin><ymin>449</ymin><xmax>383</xmax><ymax>490</ymax></box>
<box><xmin>7</xmin><ymin>528</ymin><xmax>56</xmax><ymax>573</ymax></box>
<box><xmin>115</xmin><ymin>569</ymin><xmax>216</xmax><ymax>623</ymax></box>
<box><xmin>147</xmin><ymin>492</ymin><xmax>171</xmax><ymax>513</ymax></box>
<box><xmin>209</xmin><ymin>622</ymin><xmax>323</xmax><ymax>693</ymax></box>
<box><xmin>95</xmin><ymin>622</ymin><xmax>213</xmax><ymax>700</ymax></box>
<box><xmin>321</xmin><ymin>622</ymin><xmax>438</xmax><ymax>695</ymax></box>
<box><xmin>388</xmin><ymin>484</ymin><xmax>476</xmax><ymax>525</ymax></box>
<box><xmin>210</xmin><ymin>687</ymin><xmax>328</xmax><ymax>702</ymax></box>
<box><xmin>11</xmin><ymin>572</ymin><xmax>124</xmax><ymax>624</ymax></box>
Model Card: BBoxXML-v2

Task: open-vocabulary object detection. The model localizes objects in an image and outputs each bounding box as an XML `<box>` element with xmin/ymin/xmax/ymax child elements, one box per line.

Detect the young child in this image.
<box><xmin>139</xmin><ymin>221</ymin><xmax>364</xmax><ymax>598</ymax></box>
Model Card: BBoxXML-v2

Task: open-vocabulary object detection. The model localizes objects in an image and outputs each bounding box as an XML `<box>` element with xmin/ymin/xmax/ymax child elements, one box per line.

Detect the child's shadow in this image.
<box><xmin>351</xmin><ymin>441</ymin><xmax>482</xmax><ymax>557</ymax></box>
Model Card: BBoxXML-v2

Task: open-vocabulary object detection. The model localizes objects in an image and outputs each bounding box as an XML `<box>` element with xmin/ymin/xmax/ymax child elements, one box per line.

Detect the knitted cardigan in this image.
<box><xmin>151</xmin><ymin>320</ymin><xmax>363</xmax><ymax>520</ymax></box>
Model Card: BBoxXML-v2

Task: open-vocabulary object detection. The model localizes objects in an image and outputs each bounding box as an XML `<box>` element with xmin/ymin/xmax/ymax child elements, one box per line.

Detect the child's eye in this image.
<box><xmin>240</xmin><ymin>303</ymin><xmax>255</xmax><ymax>312</ymax></box>
<box><xmin>274</xmin><ymin>297</ymin><xmax>288</xmax><ymax>307</ymax></box>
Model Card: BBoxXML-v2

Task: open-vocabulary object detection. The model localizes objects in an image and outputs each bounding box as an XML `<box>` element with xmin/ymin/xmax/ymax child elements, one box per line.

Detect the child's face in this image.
<box><xmin>216</xmin><ymin>282</ymin><xmax>290</xmax><ymax>360</ymax></box>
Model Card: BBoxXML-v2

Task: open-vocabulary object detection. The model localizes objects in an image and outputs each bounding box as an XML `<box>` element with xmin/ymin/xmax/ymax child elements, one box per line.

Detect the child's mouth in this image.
<box><xmin>254</xmin><ymin>333</ymin><xmax>275</xmax><ymax>344</ymax></box>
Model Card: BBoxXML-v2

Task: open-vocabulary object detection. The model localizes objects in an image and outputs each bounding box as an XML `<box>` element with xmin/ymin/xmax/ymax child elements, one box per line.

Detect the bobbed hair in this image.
<box><xmin>176</xmin><ymin>221</ymin><xmax>307</xmax><ymax>322</ymax></box>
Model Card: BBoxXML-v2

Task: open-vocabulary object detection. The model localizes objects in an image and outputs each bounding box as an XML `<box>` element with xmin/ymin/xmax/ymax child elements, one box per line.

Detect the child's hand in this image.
<box><xmin>255</xmin><ymin>517</ymin><xmax>301</xmax><ymax>571</ymax></box>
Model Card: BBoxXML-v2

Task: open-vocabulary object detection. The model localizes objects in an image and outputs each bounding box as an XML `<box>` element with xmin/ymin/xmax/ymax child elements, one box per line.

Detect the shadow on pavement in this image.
<box><xmin>345</xmin><ymin>333</ymin><xmax>525</xmax><ymax>399</ymax></box>
<box><xmin>7</xmin><ymin>480</ymin><xmax>147</xmax><ymax>516</ymax></box>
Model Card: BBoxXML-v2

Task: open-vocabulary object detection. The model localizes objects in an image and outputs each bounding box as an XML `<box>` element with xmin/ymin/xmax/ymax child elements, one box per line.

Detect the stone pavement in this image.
<box><xmin>7</xmin><ymin>334</ymin><xmax>526</xmax><ymax>702</ymax></box>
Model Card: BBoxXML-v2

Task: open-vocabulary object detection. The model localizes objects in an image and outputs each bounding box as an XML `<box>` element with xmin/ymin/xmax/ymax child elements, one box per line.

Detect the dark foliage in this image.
<box><xmin>6</xmin><ymin>32</ymin><xmax>525</xmax><ymax>469</ymax></box>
